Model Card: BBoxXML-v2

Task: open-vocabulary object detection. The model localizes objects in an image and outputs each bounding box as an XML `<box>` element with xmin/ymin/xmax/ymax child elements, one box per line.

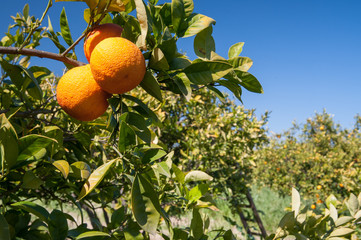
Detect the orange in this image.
<box><xmin>56</xmin><ymin>64</ymin><xmax>110</xmax><ymax>121</ymax></box>
<box><xmin>316</xmin><ymin>185</ymin><xmax>322</xmax><ymax>190</ymax></box>
<box><xmin>84</xmin><ymin>23</ymin><xmax>123</xmax><ymax>62</ymax></box>
<box><xmin>311</xmin><ymin>204</ymin><xmax>316</xmax><ymax>209</ymax></box>
<box><xmin>90</xmin><ymin>37</ymin><xmax>146</xmax><ymax>94</ymax></box>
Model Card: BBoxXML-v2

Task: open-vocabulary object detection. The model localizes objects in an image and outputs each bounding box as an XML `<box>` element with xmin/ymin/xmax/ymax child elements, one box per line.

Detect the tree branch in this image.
<box><xmin>0</xmin><ymin>46</ymin><xmax>86</xmax><ymax>67</ymax></box>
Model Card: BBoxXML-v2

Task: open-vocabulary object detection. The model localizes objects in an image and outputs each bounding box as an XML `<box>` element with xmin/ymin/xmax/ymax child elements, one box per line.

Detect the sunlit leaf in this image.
<box><xmin>75</xmin><ymin>231</ymin><xmax>111</xmax><ymax>239</ymax></box>
<box><xmin>77</xmin><ymin>159</ymin><xmax>116</xmax><ymax>200</ymax></box>
<box><xmin>181</xmin><ymin>13</ymin><xmax>215</xmax><ymax>38</ymax></box>
<box><xmin>291</xmin><ymin>188</ymin><xmax>300</xmax><ymax>216</ymax></box>
<box><xmin>149</xmin><ymin>48</ymin><xmax>169</xmax><ymax>71</ymax></box>
<box><xmin>60</xmin><ymin>8</ymin><xmax>74</xmax><ymax>46</ymax></box>
<box><xmin>134</xmin><ymin>0</ymin><xmax>147</xmax><ymax>50</ymax></box>
<box><xmin>185</xmin><ymin>170</ymin><xmax>213</xmax><ymax>183</ymax></box>
<box><xmin>228</xmin><ymin>42</ymin><xmax>244</xmax><ymax>59</ymax></box>
<box><xmin>71</xmin><ymin>161</ymin><xmax>91</xmax><ymax>180</ymax></box>
<box><xmin>0</xmin><ymin>114</ymin><xmax>18</xmax><ymax>169</ymax></box>
<box><xmin>53</xmin><ymin>160</ymin><xmax>70</xmax><ymax>179</ymax></box>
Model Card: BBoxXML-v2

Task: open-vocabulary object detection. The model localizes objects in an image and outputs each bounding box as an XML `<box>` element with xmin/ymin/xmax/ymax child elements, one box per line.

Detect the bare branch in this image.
<box><xmin>0</xmin><ymin>46</ymin><xmax>86</xmax><ymax>67</ymax></box>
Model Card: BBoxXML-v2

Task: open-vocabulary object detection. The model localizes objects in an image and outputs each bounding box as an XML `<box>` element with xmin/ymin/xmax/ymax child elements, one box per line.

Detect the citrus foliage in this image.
<box><xmin>0</xmin><ymin>0</ymin><xmax>263</xmax><ymax>239</ymax></box>
<box><xmin>268</xmin><ymin>189</ymin><xmax>361</xmax><ymax>239</ymax></box>
<box><xmin>254</xmin><ymin>111</ymin><xmax>361</xmax><ymax>201</ymax></box>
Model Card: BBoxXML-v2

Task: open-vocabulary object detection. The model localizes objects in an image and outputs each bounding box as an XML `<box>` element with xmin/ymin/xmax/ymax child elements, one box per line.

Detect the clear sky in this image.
<box><xmin>1</xmin><ymin>0</ymin><xmax>361</xmax><ymax>133</ymax></box>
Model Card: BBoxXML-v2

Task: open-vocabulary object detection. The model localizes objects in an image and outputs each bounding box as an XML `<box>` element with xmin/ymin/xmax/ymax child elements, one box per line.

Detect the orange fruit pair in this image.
<box><xmin>57</xmin><ymin>23</ymin><xmax>146</xmax><ymax>121</ymax></box>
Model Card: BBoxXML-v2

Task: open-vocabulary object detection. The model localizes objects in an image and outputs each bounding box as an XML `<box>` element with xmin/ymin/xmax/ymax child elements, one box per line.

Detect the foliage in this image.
<box><xmin>253</xmin><ymin>111</ymin><xmax>361</xmax><ymax>201</ymax></box>
<box><xmin>267</xmin><ymin>189</ymin><xmax>361</xmax><ymax>239</ymax></box>
<box><xmin>0</xmin><ymin>0</ymin><xmax>263</xmax><ymax>239</ymax></box>
<box><xmin>156</xmin><ymin>88</ymin><xmax>269</xmax><ymax>212</ymax></box>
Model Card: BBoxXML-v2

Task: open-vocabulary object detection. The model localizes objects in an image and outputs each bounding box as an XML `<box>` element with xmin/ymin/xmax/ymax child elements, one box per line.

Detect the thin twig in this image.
<box><xmin>0</xmin><ymin>46</ymin><xmax>85</xmax><ymax>67</ymax></box>
<box><xmin>19</xmin><ymin>0</ymin><xmax>53</xmax><ymax>51</ymax></box>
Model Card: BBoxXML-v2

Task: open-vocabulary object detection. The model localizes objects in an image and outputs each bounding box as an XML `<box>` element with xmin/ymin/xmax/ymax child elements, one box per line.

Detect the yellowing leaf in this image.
<box><xmin>53</xmin><ymin>160</ymin><xmax>70</xmax><ymax>179</ymax></box>
<box><xmin>55</xmin><ymin>0</ymin><xmax>128</xmax><ymax>12</ymax></box>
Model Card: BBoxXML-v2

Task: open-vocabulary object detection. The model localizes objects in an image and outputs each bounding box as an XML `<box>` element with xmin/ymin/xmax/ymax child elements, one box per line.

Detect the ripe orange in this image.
<box><xmin>311</xmin><ymin>204</ymin><xmax>316</xmax><ymax>209</ymax></box>
<box><xmin>56</xmin><ymin>64</ymin><xmax>110</xmax><ymax>121</ymax></box>
<box><xmin>90</xmin><ymin>37</ymin><xmax>146</xmax><ymax>94</ymax></box>
<box><xmin>316</xmin><ymin>185</ymin><xmax>322</xmax><ymax>190</ymax></box>
<box><xmin>84</xmin><ymin>23</ymin><xmax>123</xmax><ymax>62</ymax></box>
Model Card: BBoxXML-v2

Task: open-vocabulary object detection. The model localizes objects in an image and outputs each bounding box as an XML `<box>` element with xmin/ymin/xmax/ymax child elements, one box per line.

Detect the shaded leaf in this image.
<box><xmin>184</xmin><ymin>61</ymin><xmax>232</xmax><ymax>85</ymax></box>
<box><xmin>131</xmin><ymin>174</ymin><xmax>162</xmax><ymax>234</ymax></box>
<box><xmin>118</xmin><ymin>121</ymin><xmax>137</xmax><ymax>152</ymax></box>
<box><xmin>48</xmin><ymin>210</ymin><xmax>68</xmax><ymax>240</ymax></box>
<box><xmin>190</xmin><ymin>208</ymin><xmax>203</xmax><ymax>240</ymax></box>
<box><xmin>234</xmin><ymin>70</ymin><xmax>263</xmax><ymax>93</ymax></box>
<box><xmin>11</xmin><ymin>201</ymin><xmax>49</xmax><ymax>223</ymax></box>
<box><xmin>0</xmin><ymin>214</ymin><xmax>10</xmax><ymax>240</ymax></box>
<box><xmin>174</xmin><ymin>72</ymin><xmax>191</xmax><ymax>101</ymax></box>
<box><xmin>140</xmin><ymin>70</ymin><xmax>163</xmax><ymax>101</ymax></box>
<box><xmin>0</xmin><ymin>114</ymin><xmax>18</xmax><ymax>169</ymax></box>
<box><xmin>172</xmin><ymin>0</ymin><xmax>184</xmax><ymax>33</ymax></box>
<box><xmin>21</xmin><ymin>171</ymin><xmax>44</xmax><ymax>189</ymax></box>
<box><xmin>149</xmin><ymin>48</ymin><xmax>169</xmax><ymax>71</ymax></box>
<box><xmin>194</xmin><ymin>26</ymin><xmax>215</xmax><ymax>59</ymax></box>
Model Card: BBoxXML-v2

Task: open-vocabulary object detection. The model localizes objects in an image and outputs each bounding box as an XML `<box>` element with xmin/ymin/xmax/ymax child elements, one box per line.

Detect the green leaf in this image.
<box><xmin>234</xmin><ymin>70</ymin><xmax>263</xmax><ymax>93</ymax></box>
<box><xmin>172</xmin><ymin>164</ymin><xmax>185</xmax><ymax>185</ymax></box>
<box><xmin>17</xmin><ymin>134</ymin><xmax>57</xmax><ymax>162</ymax></box>
<box><xmin>11</xmin><ymin>201</ymin><xmax>49</xmax><ymax>223</ymax></box>
<box><xmin>174</xmin><ymin>72</ymin><xmax>191</xmax><ymax>101</ymax></box>
<box><xmin>134</xmin><ymin>0</ymin><xmax>147</xmax><ymax>50</ymax></box>
<box><xmin>60</xmin><ymin>8</ymin><xmax>74</xmax><ymax>46</ymax></box>
<box><xmin>329</xmin><ymin>228</ymin><xmax>355</xmax><ymax>237</ymax></box>
<box><xmin>21</xmin><ymin>171</ymin><xmax>44</xmax><ymax>189</ymax></box>
<box><xmin>71</xmin><ymin>161</ymin><xmax>91</xmax><ymax>180</ymax></box>
<box><xmin>172</xmin><ymin>0</ymin><xmax>184</xmax><ymax>33</ymax></box>
<box><xmin>346</xmin><ymin>193</ymin><xmax>359</xmax><ymax>216</ymax></box>
<box><xmin>124</xmin><ymin>221</ymin><xmax>144</xmax><ymax>240</ymax></box>
<box><xmin>0</xmin><ymin>214</ymin><xmax>10</xmax><ymax>240</ymax></box>
<box><xmin>83</xmin><ymin>9</ymin><xmax>112</xmax><ymax>24</ymax></box>
<box><xmin>48</xmin><ymin>210</ymin><xmax>68</xmax><ymax>240</ymax></box>
<box><xmin>194</xmin><ymin>26</ymin><xmax>215</xmax><ymax>59</ymax></box>
<box><xmin>228</xmin><ymin>56</ymin><xmax>253</xmax><ymax>72</ymax></box>
<box><xmin>131</xmin><ymin>174</ymin><xmax>162</xmax><ymax>234</ymax></box>
<box><xmin>335</xmin><ymin>216</ymin><xmax>355</xmax><ymax>227</ymax></box>
<box><xmin>142</xmin><ymin>148</ymin><xmax>167</xmax><ymax>164</ymax></box>
<box><xmin>20</xmin><ymin>66</ymin><xmax>43</xmax><ymax>100</ymax></box>
<box><xmin>0</xmin><ymin>60</ymin><xmax>24</xmax><ymax>90</ymax></box>
<box><xmin>152</xmin><ymin>161</ymin><xmax>171</xmax><ymax>178</ymax></box>
<box><xmin>330</xmin><ymin>203</ymin><xmax>338</xmax><ymax>222</ymax></box>
<box><xmin>183</xmin><ymin>0</ymin><xmax>194</xmax><ymax>17</ymax></box>
<box><xmin>181</xmin><ymin>13</ymin><xmax>215</xmax><ymax>38</ymax></box>
<box><xmin>77</xmin><ymin>159</ymin><xmax>116</xmax><ymax>200</ymax></box>
<box><xmin>184</xmin><ymin>61</ymin><xmax>232</xmax><ymax>85</ymax></box>
<box><xmin>120</xmin><ymin>112</ymin><xmax>151</xmax><ymax>144</ymax></box>
<box><xmin>140</xmin><ymin>70</ymin><xmax>163</xmax><ymax>101</ymax></box>
<box><xmin>75</xmin><ymin>231</ymin><xmax>110</xmax><ymax>239</ymax></box>
<box><xmin>217</xmin><ymin>79</ymin><xmax>243</xmax><ymax>102</ymax></box>
<box><xmin>185</xmin><ymin>170</ymin><xmax>213</xmax><ymax>183</ymax></box>
<box><xmin>326</xmin><ymin>194</ymin><xmax>338</xmax><ymax>209</ymax></box>
<box><xmin>46</xmin><ymin>16</ymin><xmax>66</xmax><ymax>52</ymax></box>
<box><xmin>149</xmin><ymin>48</ymin><xmax>169</xmax><ymax>71</ymax></box>
<box><xmin>188</xmin><ymin>184</ymin><xmax>209</xmax><ymax>203</ymax></box>
<box><xmin>190</xmin><ymin>208</ymin><xmax>203</xmax><ymax>240</ymax></box>
<box><xmin>206</xmin><ymin>85</ymin><xmax>225</xmax><ymax>103</ymax></box>
<box><xmin>170</xmin><ymin>57</ymin><xmax>192</xmax><ymax>70</ymax></box>
<box><xmin>53</xmin><ymin>160</ymin><xmax>70</xmax><ymax>179</ymax></box>
<box><xmin>291</xmin><ymin>188</ymin><xmax>301</xmax><ymax>216</ymax></box>
<box><xmin>228</xmin><ymin>42</ymin><xmax>244</xmax><ymax>59</ymax></box>
<box><xmin>0</xmin><ymin>114</ymin><xmax>18</xmax><ymax>169</ymax></box>
<box><xmin>118</xmin><ymin>120</ymin><xmax>137</xmax><ymax>152</ymax></box>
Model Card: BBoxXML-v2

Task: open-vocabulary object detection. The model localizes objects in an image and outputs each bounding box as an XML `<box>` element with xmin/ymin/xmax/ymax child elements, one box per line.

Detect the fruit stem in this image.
<box><xmin>0</xmin><ymin>46</ymin><xmax>85</xmax><ymax>67</ymax></box>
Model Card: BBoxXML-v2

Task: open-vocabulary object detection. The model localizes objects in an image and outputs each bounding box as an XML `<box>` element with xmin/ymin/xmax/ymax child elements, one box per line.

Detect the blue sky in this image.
<box><xmin>1</xmin><ymin>0</ymin><xmax>361</xmax><ymax>133</ymax></box>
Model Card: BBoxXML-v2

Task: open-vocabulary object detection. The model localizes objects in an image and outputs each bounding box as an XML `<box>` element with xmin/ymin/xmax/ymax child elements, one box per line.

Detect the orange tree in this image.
<box><xmin>0</xmin><ymin>0</ymin><xmax>263</xmax><ymax>239</ymax></box>
<box><xmin>254</xmin><ymin>111</ymin><xmax>361</xmax><ymax>202</ymax></box>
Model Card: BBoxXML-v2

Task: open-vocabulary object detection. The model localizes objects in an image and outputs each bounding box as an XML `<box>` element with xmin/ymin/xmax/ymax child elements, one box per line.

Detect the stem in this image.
<box><xmin>61</xmin><ymin>0</ymin><xmax>110</xmax><ymax>57</ymax></box>
<box><xmin>0</xmin><ymin>46</ymin><xmax>85</xmax><ymax>67</ymax></box>
<box><xmin>19</xmin><ymin>0</ymin><xmax>53</xmax><ymax>51</ymax></box>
